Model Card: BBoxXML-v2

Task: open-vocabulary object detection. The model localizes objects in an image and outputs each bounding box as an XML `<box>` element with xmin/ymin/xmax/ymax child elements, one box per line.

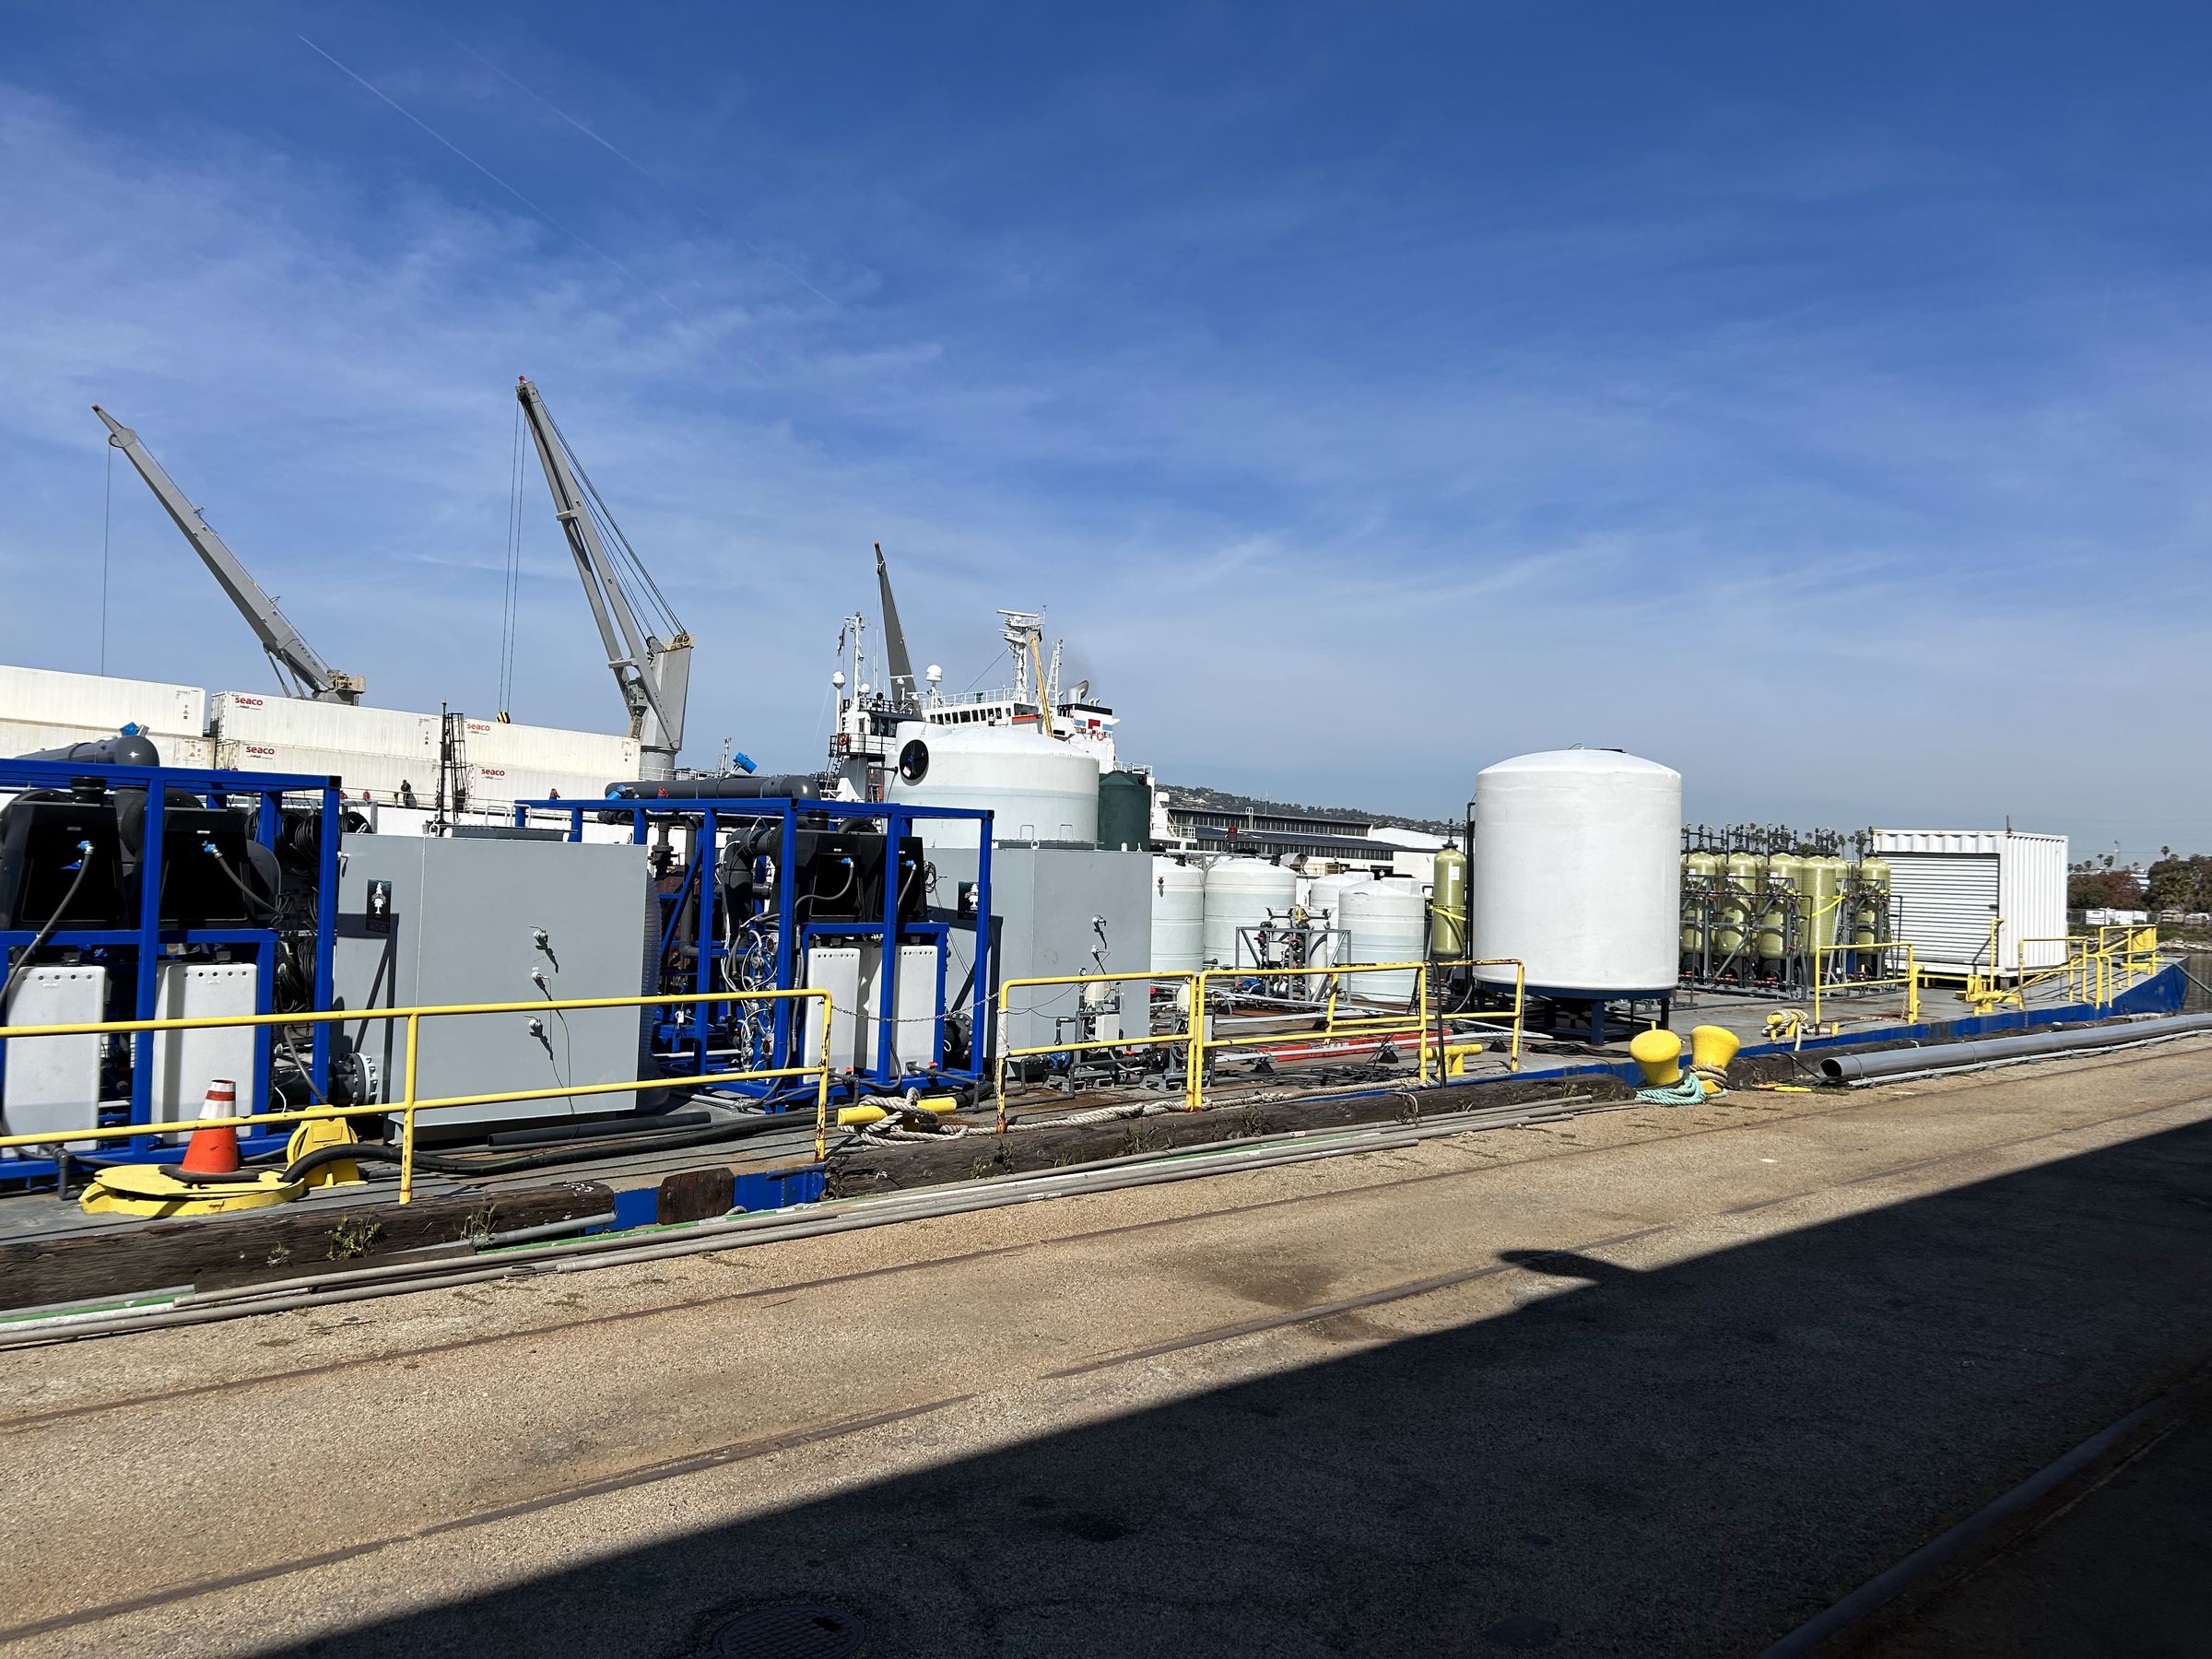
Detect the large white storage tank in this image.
<box><xmin>1870</xmin><ymin>829</ymin><xmax>2067</xmax><ymax>978</ymax></box>
<box><xmin>1203</xmin><ymin>858</ymin><xmax>1296</xmax><ymax>969</ymax></box>
<box><xmin>884</xmin><ymin>721</ymin><xmax>1100</xmax><ymax>847</ymax></box>
<box><xmin>1337</xmin><ymin>877</ymin><xmax>1427</xmax><ymax>1001</ymax></box>
<box><xmin>1149</xmin><ymin>858</ymin><xmax>1207</xmax><ymax>972</ymax></box>
<box><xmin>1471</xmin><ymin>748</ymin><xmax>1681</xmax><ymax>996</ymax></box>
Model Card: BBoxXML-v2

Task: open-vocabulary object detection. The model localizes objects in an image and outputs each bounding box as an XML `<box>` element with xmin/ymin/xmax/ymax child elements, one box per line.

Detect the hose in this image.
<box><xmin>0</xmin><ymin>852</ymin><xmax>95</xmax><ymax>1006</ymax></box>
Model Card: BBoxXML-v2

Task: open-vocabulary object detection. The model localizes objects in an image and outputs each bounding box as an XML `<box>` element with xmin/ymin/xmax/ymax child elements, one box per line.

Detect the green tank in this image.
<box><xmin>1096</xmin><ymin>770</ymin><xmax>1150</xmax><ymax>852</ymax></box>
<box><xmin>1757</xmin><ymin>854</ymin><xmax>1804</xmax><ymax>961</ymax></box>
<box><xmin>1681</xmin><ymin>853</ymin><xmax>1718</xmax><ymax>957</ymax></box>
<box><xmin>1850</xmin><ymin>856</ymin><xmax>1892</xmax><ymax>949</ymax></box>
<box><xmin>1718</xmin><ymin>853</ymin><xmax>1760</xmax><ymax>958</ymax></box>
<box><xmin>1803</xmin><ymin>854</ymin><xmax>1846</xmax><ymax>954</ymax></box>
<box><xmin>1430</xmin><ymin>845</ymin><xmax>1469</xmax><ymax>957</ymax></box>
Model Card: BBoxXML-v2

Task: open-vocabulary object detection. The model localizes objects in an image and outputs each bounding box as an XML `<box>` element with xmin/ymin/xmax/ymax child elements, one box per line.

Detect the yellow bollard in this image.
<box><xmin>1688</xmin><ymin>1025</ymin><xmax>1741</xmax><ymax>1097</ymax></box>
<box><xmin>1629</xmin><ymin>1027</ymin><xmax>1684</xmax><ymax>1088</ymax></box>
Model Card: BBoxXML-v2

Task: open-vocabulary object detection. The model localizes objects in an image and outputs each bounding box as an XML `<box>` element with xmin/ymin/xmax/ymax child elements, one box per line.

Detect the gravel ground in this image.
<box><xmin>1</xmin><ymin>1040</ymin><xmax>2208</xmax><ymax>1658</ymax></box>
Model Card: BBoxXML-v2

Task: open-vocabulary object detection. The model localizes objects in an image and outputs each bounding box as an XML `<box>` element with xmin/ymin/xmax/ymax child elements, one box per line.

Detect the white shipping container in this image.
<box><xmin>0</xmin><ymin>718</ymin><xmax>215</xmax><ymax>768</ymax></box>
<box><xmin>462</xmin><ymin>716</ymin><xmax>641</xmax><ymax>781</ymax></box>
<box><xmin>467</xmin><ymin>763</ymin><xmax>620</xmax><ymax>806</ymax></box>
<box><xmin>1872</xmin><ymin>829</ymin><xmax>2069</xmax><ymax>978</ymax></box>
<box><xmin>0</xmin><ymin>664</ymin><xmax>205</xmax><ymax>741</ymax></box>
<box><xmin>210</xmin><ymin>692</ymin><xmax>438</xmax><ymax>760</ymax></box>
<box><xmin>217</xmin><ymin>740</ymin><xmax>418</xmax><ymax>801</ymax></box>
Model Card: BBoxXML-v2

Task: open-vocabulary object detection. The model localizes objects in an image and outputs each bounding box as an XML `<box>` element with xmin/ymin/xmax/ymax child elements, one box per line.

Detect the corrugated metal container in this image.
<box><xmin>461</xmin><ymin>717</ymin><xmax>641</xmax><ymax>782</ymax></box>
<box><xmin>0</xmin><ymin>664</ymin><xmax>205</xmax><ymax>739</ymax></box>
<box><xmin>218</xmin><ymin>740</ymin><xmax>408</xmax><ymax>800</ymax></box>
<box><xmin>210</xmin><ymin>692</ymin><xmax>438</xmax><ymax>759</ymax></box>
<box><xmin>467</xmin><ymin>763</ymin><xmax>622</xmax><ymax>806</ymax></box>
<box><xmin>1871</xmin><ymin>829</ymin><xmax>2068</xmax><ymax>977</ymax></box>
<box><xmin>0</xmin><ymin>718</ymin><xmax>215</xmax><ymax>768</ymax></box>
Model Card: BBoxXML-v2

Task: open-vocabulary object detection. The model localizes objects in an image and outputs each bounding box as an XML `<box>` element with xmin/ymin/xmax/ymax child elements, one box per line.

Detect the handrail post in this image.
<box><xmin>1186</xmin><ymin>969</ymin><xmax>1207</xmax><ymax>1112</ymax></box>
<box><xmin>398</xmin><ymin>1011</ymin><xmax>421</xmax><ymax>1206</ymax></box>
<box><xmin>813</xmin><ymin>992</ymin><xmax>831</xmax><ymax>1164</ymax></box>
<box><xmin>1417</xmin><ymin>962</ymin><xmax>1432</xmax><ymax>1087</ymax></box>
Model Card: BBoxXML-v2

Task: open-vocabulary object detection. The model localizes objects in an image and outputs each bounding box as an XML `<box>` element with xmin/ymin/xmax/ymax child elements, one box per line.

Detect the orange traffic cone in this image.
<box><xmin>179</xmin><ymin>1078</ymin><xmax>242</xmax><ymax>1176</ymax></box>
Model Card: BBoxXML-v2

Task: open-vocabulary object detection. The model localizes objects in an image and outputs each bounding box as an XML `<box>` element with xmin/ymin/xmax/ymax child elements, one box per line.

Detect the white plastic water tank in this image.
<box><xmin>1302</xmin><ymin>872</ymin><xmax>1359</xmax><ymax>969</ymax></box>
<box><xmin>1203</xmin><ymin>858</ymin><xmax>1296</xmax><ymax>969</ymax></box>
<box><xmin>884</xmin><ymin>721</ymin><xmax>1100</xmax><ymax>847</ymax></box>
<box><xmin>1149</xmin><ymin>858</ymin><xmax>1206</xmax><ymax>973</ymax></box>
<box><xmin>1471</xmin><ymin>748</ymin><xmax>1682</xmax><ymax>995</ymax></box>
<box><xmin>1337</xmin><ymin>878</ymin><xmax>1427</xmax><ymax>1002</ymax></box>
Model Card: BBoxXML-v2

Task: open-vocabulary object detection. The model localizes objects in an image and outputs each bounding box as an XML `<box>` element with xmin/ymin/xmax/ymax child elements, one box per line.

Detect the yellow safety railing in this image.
<box><xmin>994</xmin><ymin>970</ymin><xmax>1203</xmax><ymax>1128</ymax></box>
<box><xmin>991</xmin><ymin>958</ymin><xmax>1526</xmax><ymax>1124</ymax></box>
<box><xmin>0</xmin><ymin>988</ymin><xmax>836</xmax><ymax>1204</ymax></box>
<box><xmin>1195</xmin><ymin>957</ymin><xmax>1526</xmax><ymax>1095</ymax></box>
<box><xmin>2005</xmin><ymin>926</ymin><xmax>2159</xmax><ymax>1010</ymax></box>
<box><xmin>1809</xmin><ymin>942</ymin><xmax>1920</xmax><ymax>1028</ymax></box>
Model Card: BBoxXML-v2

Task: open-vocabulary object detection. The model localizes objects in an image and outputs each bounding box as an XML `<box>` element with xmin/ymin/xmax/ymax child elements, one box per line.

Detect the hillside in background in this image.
<box><xmin>1163</xmin><ymin>782</ymin><xmax>1459</xmax><ymax>838</ymax></box>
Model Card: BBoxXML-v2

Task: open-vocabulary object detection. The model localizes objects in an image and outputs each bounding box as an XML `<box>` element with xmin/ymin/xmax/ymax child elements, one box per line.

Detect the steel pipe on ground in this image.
<box><xmin>1819</xmin><ymin>1013</ymin><xmax>2212</xmax><ymax>1086</ymax></box>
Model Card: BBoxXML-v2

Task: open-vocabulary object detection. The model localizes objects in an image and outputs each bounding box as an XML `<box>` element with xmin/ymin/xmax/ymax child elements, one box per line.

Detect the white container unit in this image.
<box><xmin>210</xmin><ymin>692</ymin><xmax>440</xmax><ymax>759</ymax></box>
<box><xmin>1202</xmin><ymin>858</ymin><xmax>1296</xmax><ymax>970</ymax></box>
<box><xmin>1302</xmin><ymin>872</ymin><xmax>1359</xmax><ymax>969</ymax></box>
<box><xmin>0</xmin><ymin>664</ymin><xmax>205</xmax><ymax>735</ymax></box>
<box><xmin>1870</xmin><ymin>830</ymin><xmax>2068</xmax><ymax>978</ymax></box>
<box><xmin>885</xmin><ymin>721</ymin><xmax>1101</xmax><ymax>847</ymax></box>
<box><xmin>0</xmin><ymin>720</ymin><xmax>216</xmax><ymax>769</ymax></box>
<box><xmin>1471</xmin><ymin>748</ymin><xmax>1681</xmax><ymax>996</ymax></box>
<box><xmin>462</xmin><ymin>717</ymin><xmax>641</xmax><ymax>785</ymax></box>
<box><xmin>0</xmin><ymin>665</ymin><xmax>207</xmax><ymax>763</ymax></box>
<box><xmin>1149</xmin><ymin>859</ymin><xmax>1207</xmax><ymax>973</ymax></box>
<box><xmin>218</xmin><ymin>741</ymin><xmax>412</xmax><ymax>800</ymax></box>
<box><xmin>1337</xmin><ymin>877</ymin><xmax>1426</xmax><ymax>1002</ymax></box>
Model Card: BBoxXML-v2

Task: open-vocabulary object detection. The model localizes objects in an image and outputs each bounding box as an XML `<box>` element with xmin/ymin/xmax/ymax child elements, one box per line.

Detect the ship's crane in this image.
<box><xmin>873</xmin><ymin>541</ymin><xmax>919</xmax><ymax>711</ymax></box>
<box><xmin>92</xmin><ymin>406</ymin><xmax>365</xmax><ymax>703</ymax></box>
<box><xmin>514</xmin><ymin>377</ymin><xmax>691</xmax><ymax>781</ymax></box>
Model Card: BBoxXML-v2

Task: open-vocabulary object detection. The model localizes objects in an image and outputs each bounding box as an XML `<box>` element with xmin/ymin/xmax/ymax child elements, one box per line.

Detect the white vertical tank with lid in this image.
<box><xmin>883</xmin><ymin>720</ymin><xmax>1100</xmax><ymax>847</ymax></box>
<box><xmin>1337</xmin><ymin>877</ymin><xmax>1427</xmax><ymax>1001</ymax></box>
<box><xmin>1302</xmin><ymin>871</ymin><xmax>1359</xmax><ymax>969</ymax></box>
<box><xmin>1149</xmin><ymin>858</ymin><xmax>1207</xmax><ymax>973</ymax></box>
<box><xmin>1470</xmin><ymin>748</ymin><xmax>1682</xmax><ymax>996</ymax></box>
<box><xmin>1202</xmin><ymin>858</ymin><xmax>1296</xmax><ymax>969</ymax></box>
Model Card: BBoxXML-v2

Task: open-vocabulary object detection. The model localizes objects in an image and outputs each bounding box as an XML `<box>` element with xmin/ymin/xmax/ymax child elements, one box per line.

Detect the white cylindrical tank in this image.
<box><xmin>1337</xmin><ymin>877</ymin><xmax>1427</xmax><ymax>1002</ymax></box>
<box><xmin>1149</xmin><ymin>858</ymin><xmax>1207</xmax><ymax>974</ymax></box>
<box><xmin>1302</xmin><ymin>871</ymin><xmax>1359</xmax><ymax>969</ymax></box>
<box><xmin>1203</xmin><ymin>858</ymin><xmax>1296</xmax><ymax>970</ymax></box>
<box><xmin>884</xmin><ymin>722</ymin><xmax>1101</xmax><ymax>847</ymax></box>
<box><xmin>1471</xmin><ymin>748</ymin><xmax>1682</xmax><ymax>995</ymax></box>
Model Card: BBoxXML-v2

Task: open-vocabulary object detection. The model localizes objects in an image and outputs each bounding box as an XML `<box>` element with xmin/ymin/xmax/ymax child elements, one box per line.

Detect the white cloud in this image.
<box><xmin>1</xmin><ymin>70</ymin><xmax>2208</xmax><ymax>858</ymax></box>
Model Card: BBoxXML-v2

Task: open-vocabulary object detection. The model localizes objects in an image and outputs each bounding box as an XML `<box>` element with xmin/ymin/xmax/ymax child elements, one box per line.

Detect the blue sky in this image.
<box><xmin>2</xmin><ymin>4</ymin><xmax>2207</xmax><ymax>857</ymax></box>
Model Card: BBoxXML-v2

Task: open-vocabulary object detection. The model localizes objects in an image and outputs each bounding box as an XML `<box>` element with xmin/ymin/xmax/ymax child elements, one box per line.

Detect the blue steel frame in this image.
<box><xmin>0</xmin><ymin>756</ymin><xmax>340</xmax><ymax>1183</ymax></box>
<box><xmin>512</xmin><ymin>796</ymin><xmax>993</xmax><ymax>1099</ymax></box>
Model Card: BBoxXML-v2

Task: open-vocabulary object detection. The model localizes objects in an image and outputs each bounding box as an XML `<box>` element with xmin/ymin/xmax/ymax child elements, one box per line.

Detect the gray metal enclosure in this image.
<box><xmin>930</xmin><ymin>845</ymin><xmax>1152</xmax><ymax>1064</ymax></box>
<box><xmin>331</xmin><ymin>835</ymin><xmax>652</xmax><ymax>1134</ymax></box>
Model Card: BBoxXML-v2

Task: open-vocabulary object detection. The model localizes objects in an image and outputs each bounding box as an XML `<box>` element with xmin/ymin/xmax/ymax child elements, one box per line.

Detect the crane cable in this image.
<box><xmin>499</xmin><ymin>400</ymin><xmax>524</xmax><ymax>717</ymax></box>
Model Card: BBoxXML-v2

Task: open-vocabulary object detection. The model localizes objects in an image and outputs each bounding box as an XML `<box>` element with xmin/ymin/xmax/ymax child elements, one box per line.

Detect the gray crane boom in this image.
<box><xmin>874</xmin><ymin>541</ymin><xmax>918</xmax><ymax>708</ymax></box>
<box><xmin>514</xmin><ymin>377</ymin><xmax>689</xmax><ymax>780</ymax></box>
<box><xmin>92</xmin><ymin>406</ymin><xmax>364</xmax><ymax>703</ymax></box>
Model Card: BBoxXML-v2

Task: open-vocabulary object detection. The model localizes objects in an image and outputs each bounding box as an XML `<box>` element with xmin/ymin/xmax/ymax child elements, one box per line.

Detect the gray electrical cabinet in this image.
<box><xmin>331</xmin><ymin>835</ymin><xmax>652</xmax><ymax>1135</ymax></box>
<box><xmin>929</xmin><ymin>845</ymin><xmax>1152</xmax><ymax>1064</ymax></box>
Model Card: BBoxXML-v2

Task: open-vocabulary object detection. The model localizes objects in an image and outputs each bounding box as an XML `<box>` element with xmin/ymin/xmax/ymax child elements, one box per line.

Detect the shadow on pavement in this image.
<box><xmin>276</xmin><ymin>1115</ymin><xmax>2212</xmax><ymax>1658</ymax></box>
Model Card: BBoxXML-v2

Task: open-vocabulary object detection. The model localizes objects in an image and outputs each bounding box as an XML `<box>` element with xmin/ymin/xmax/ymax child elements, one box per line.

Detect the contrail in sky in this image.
<box><xmin>295</xmin><ymin>32</ymin><xmax>686</xmax><ymax>321</ymax></box>
<box><xmin>454</xmin><ymin>40</ymin><xmax>843</xmax><ymax>311</ymax></box>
